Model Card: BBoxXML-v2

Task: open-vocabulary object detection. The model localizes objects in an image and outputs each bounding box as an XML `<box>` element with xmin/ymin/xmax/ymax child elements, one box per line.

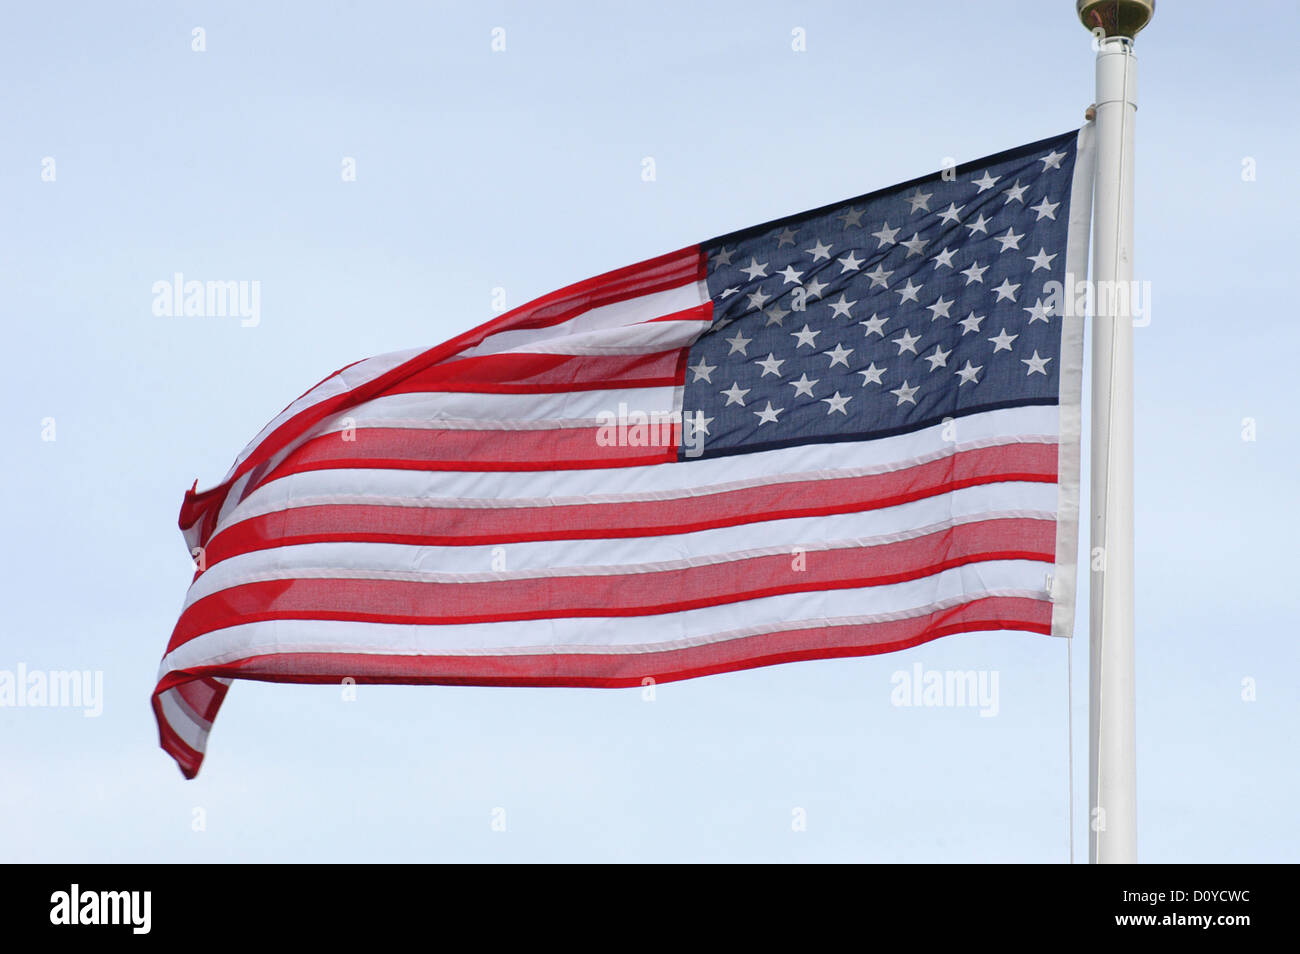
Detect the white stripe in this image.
<box><xmin>313</xmin><ymin>385</ymin><xmax>677</xmax><ymax>430</ymax></box>
<box><xmin>163</xmin><ymin>559</ymin><xmax>1051</xmax><ymax>668</ymax></box>
<box><xmin>158</xmin><ymin>689</ymin><xmax>211</xmax><ymax>751</ymax></box>
<box><xmin>216</xmin><ymin>405</ymin><xmax>1060</xmax><ymax>537</ymax></box>
<box><xmin>183</xmin><ymin>480</ymin><xmax>1059</xmax><ymax>608</ymax></box>
<box><xmin>454</xmin><ymin>282</ymin><xmax>707</xmax><ymax>360</ymax></box>
<box><xmin>490</xmin><ymin>318</ymin><xmax>709</xmax><ymax>356</ymax></box>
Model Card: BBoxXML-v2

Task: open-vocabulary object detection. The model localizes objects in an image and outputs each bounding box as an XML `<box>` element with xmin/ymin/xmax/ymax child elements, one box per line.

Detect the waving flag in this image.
<box><xmin>154</xmin><ymin>128</ymin><xmax>1095</xmax><ymax>778</ymax></box>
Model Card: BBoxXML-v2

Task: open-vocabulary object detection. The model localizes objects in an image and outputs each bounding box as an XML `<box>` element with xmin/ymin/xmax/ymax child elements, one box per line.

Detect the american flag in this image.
<box><xmin>154</xmin><ymin>128</ymin><xmax>1093</xmax><ymax>778</ymax></box>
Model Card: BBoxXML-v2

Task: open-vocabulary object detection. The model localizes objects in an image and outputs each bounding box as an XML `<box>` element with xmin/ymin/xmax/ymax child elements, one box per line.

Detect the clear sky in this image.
<box><xmin>2</xmin><ymin>0</ymin><xmax>1297</xmax><ymax>862</ymax></box>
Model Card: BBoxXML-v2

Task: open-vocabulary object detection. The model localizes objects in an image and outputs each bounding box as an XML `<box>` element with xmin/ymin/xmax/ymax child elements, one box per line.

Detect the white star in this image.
<box><xmin>725</xmin><ymin>330</ymin><xmax>751</xmax><ymax>355</ymax></box>
<box><xmin>711</xmin><ymin>247</ymin><xmax>734</xmax><ymax>267</ymax></box>
<box><xmin>721</xmin><ymin>382</ymin><xmax>749</xmax><ymax>406</ymax></box>
<box><xmin>821</xmin><ymin>391</ymin><xmax>852</xmax><ymax>415</ymax></box>
<box><xmin>789</xmin><ymin>372</ymin><xmax>819</xmax><ymax>397</ymax></box>
<box><xmin>858</xmin><ymin>362</ymin><xmax>887</xmax><ymax>385</ymax></box>
<box><xmin>805</xmin><ymin>239</ymin><xmax>832</xmax><ymax>262</ymax></box>
<box><xmin>989</xmin><ymin>328</ymin><xmax>1018</xmax><ymax>352</ymax></box>
<box><xmin>747</xmin><ymin>287</ymin><xmax>772</xmax><ymax>310</ymax></box>
<box><xmin>893</xmin><ymin>329</ymin><xmax>920</xmax><ymax>355</ymax></box>
<box><xmin>775</xmin><ymin>226</ymin><xmax>799</xmax><ymax>247</ymax></box>
<box><xmin>860</xmin><ymin>312</ymin><xmax>889</xmax><ymax>337</ymax></box>
<box><xmin>1030</xmin><ymin>196</ymin><xmax>1060</xmax><ymax>221</ymax></box>
<box><xmin>825</xmin><ymin>343</ymin><xmax>853</xmax><ymax>368</ymax></box>
<box><xmin>803</xmin><ymin>276</ymin><xmax>829</xmax><ymax>300</ymax></box>
<box><xmin>1023</xmin><ymin>298</ymin><xmax>1054</xmax><ymax>323</ymax></box>
<box><xmin>960</xmin><ymin>261</ymin><xmax>989</xmax><ymax>285</ymax></box>
<box><xmin>688</xmin><ymin>358</ymin><xmax>716</xmax><ymax>382</ymax></box>
<box><xmin>932</xmin><ymin>247</ymin><xmax>957</xmax><ymax>269</ymax></box>
<box><xmin>1028</xmin><ymin>247</ymin><xmax>1057</xmax><ymax>272</ymax></box>
<box><xmin>718</xmin><ymin>286</ymin><xmax>739</xmax><ymax>298</ymax></box>
<box><xmin>871</xmin><ymin>222</ymin><xmax>900</xmax><ymax>247</ymax></box>
<box><xmin>865</xmin><ymin>263</ymin><xmax>893</xmax><ymax>288</ymax></box>
<box><xmin>926</xmin><ymin>296</ymin><xmax>954</xmax><ymax>321</ymax></box>
<box><xmin>764</xmin><ymin>302</ymin><xmax>790</xmax><ymax>326</ymax></box>
<box><xmin>972</xmin><ymin>170</ymin><xmax>1000</xmax><ymax>192</ymax></box>
<box><xmin>837</xmin><ymin>250</ymin><xmax>864</xmax><ymax>273</ymax></box>
<box><xmin>740</xmin><ymin>258</ymin><xmax>768</xmax><ymax>281</ymax></box>
<box><xmin>685</xmin><ymin>411</ymin><xmax>713</xmax><ymax>436</ymax></box>
<box><xmin>890</xmin><ymin>380</ymin><xmax>919</xmax><ymax>405</ymax></box>
<box><xmin>954</xmin><ymin>361</ymin><xmax>982</xmax><ymax>385</ymax></box>
<box><xmin>993</xmin><ymin>278</ymin><xmax>1021</xmax><ymax>302</ymax></box>
<box><xmin>965</xmin><ymin>213</ymin><xmax>990</xmax><ymax>235</ymax></box>
<box><xmin>838</xmin><ymin>206</ymin><xmax>866</xmax><ymax>228</ymax></box>
<box><xmin>923</xmin><ymin>345</ymin><xmax>952</xmax><ymax>371</ymax></box>
<box><xmin>902</xmin><ymin>233</ymin><xmax>928</xmax><ymax>257</ymax></box>
<box><xmin>778</xmin><ymin>264</ymin><xmax>804</xmax><ymax>285</ymax></box>
<box><xmin>1040</xmin><ymin>149</ymin><xmax>1066</xmax><ymax>170</ymax></box>
<box><xmin>895</xmin><ymin>278</ymin><xmax>922</xmax><ymax>303</ymax></box>
<box><xmin>995</xmin><ymin>227</ymin><xmax>1024</xmax><ymax>252</ymax></box>
<box><xmin>754</xmin><ymin>401</ymin><xmax>783</xmax><ymax>424</ymax></box>
<box><xmin>756</xmin><ymin>352</ymin><xmax>785</xmax><ymax>377</ymax></box>
<box><xmin>906</xmin><ymin>188</ymin><xmax>933</xmax><ymax>213</ymax></box>
<box><xmin>791</xmin><ymin>324</ymin><xmax>820</xmax><ymax>348</ymax></box>
<box><xmin>937</xmin><ymin>202</ymin><xmax>964</xmax><ymax>224</ymax></box>
<box><xmin>1003</xmin><ymin>180</ymin><xmax>1029</xmax><ymax>204</ymax></box>
<box><xmin>959</xmin><ymin>311</ymin><xmax>986</xmax><ymax>335</ymax></box>
<box><xmin>828</xmin><ymin>294</ymin><xmax>857</xmax><ymax>319</ymax></box>
<box><xmin>1022</xmin><ymin>350</ymin><xmax>1052</xmax><ymax>375</ymax></box>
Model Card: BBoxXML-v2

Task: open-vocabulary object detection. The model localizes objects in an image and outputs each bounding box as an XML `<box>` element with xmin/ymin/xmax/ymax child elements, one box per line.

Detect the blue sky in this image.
<box><xmin>2</xmin><ymin>1</ymin><xmax>1297</xmax><ymax>862</ymax></box>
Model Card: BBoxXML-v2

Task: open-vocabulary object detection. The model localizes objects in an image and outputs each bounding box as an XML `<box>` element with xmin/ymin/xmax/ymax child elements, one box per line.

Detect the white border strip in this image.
<box><xmin>1050</xmin><ymin>124</ymin><xmax>1095</xmax><ymax>638</ymax></box>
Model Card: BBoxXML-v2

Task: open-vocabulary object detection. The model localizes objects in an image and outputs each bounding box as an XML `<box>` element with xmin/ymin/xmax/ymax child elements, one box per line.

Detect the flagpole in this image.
<box><xmin>1077</xmin><ymin>0</ymin><xmax>1152</xmax><ymax>864</ymax></box>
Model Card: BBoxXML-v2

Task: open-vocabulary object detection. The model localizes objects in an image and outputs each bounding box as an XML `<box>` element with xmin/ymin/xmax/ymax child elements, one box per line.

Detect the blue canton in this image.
<box><xmin>680</xmin><ymin>131</ymin><xmax>1078</xmax><ymax>459</ymax></box>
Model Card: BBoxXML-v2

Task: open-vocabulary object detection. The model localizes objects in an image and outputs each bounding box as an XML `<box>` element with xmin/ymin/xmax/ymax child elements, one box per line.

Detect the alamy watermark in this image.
<box><xmin>595</xmin><ymin>402</ymin><xmax>710</xmax><ymax>458</ymax></box>
<box><xmin>1043</xmin><ymin>272</ymin><xmax>1152</xmax><ymax>327</ymax></box>
<box><xmin>891</xmin><ymin>664</ymin><xmax>999</xmax><ymax>717</ymax></box>
<box><xmin>50</xmin><ymin>885</ymin><xmax>150</xmax><ymax>934</ymax></box>
<box><xmin>152</xmin><ymin>272</ymin><xmax>261</xmax><ymax>327</ymax></box>
<box><xmin>0</xmin><ymin>664</ymin><xmax>103</xmax><ymax>717</ymax></box>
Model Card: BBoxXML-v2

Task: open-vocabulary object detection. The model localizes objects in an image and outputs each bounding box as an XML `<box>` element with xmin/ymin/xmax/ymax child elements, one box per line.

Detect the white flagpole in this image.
<box><xmin>1077</xmin><ymin>0</ymin><xmax>1153</xmax><ymax>864</ymax></box>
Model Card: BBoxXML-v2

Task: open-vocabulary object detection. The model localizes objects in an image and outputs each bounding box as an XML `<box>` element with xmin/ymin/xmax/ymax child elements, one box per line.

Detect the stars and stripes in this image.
<box><xmin>153</xmin><ymin>129</ymin><xmax>1093</xmax><ymax>779</ymax></box>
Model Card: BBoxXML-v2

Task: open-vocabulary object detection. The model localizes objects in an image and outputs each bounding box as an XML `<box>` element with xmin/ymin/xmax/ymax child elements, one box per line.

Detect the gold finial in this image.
<box><xmin>1076</xmin><ymin>0</ymin><xmax>1155</xmax><ymax>39</ymax></box>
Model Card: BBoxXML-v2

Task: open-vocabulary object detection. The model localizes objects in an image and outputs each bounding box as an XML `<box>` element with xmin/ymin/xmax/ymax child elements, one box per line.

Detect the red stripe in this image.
<box><xmin>151</xmin><ymin>678</ymin><xmax>231</xmax><ymax>780</ymax></box>
<box><xmin>178</xmin><ymin>244</ymin><xmax>705</xmax><ymax>549</ymax></box>
<box><xmin>199</xmin><ymin>442</ymin><xmax>1057</xmax><ymax>568</ymax></box>
<box><xmin>267</xmin><ymin>424</ymin><xmax>682</xmax><ymax>477</ymax></box>
<box><xmin>154</xmin><ymin>710</ymin><xmax>204</xmax><ymax>780</ymax></box>
<box><xmin>168</xmin><ymin>518</ymin><xmax>1053</xmax><ymax>651</ymax></box>
<box><xmin>172</xmin><ymin>677</ymin><xmax>222</xmax><ymax>723</ymax></box>
<box><xmin>154</xmin><ymin>594</ymin><xmax>1050</xmax><ymax>777</ymax></box>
